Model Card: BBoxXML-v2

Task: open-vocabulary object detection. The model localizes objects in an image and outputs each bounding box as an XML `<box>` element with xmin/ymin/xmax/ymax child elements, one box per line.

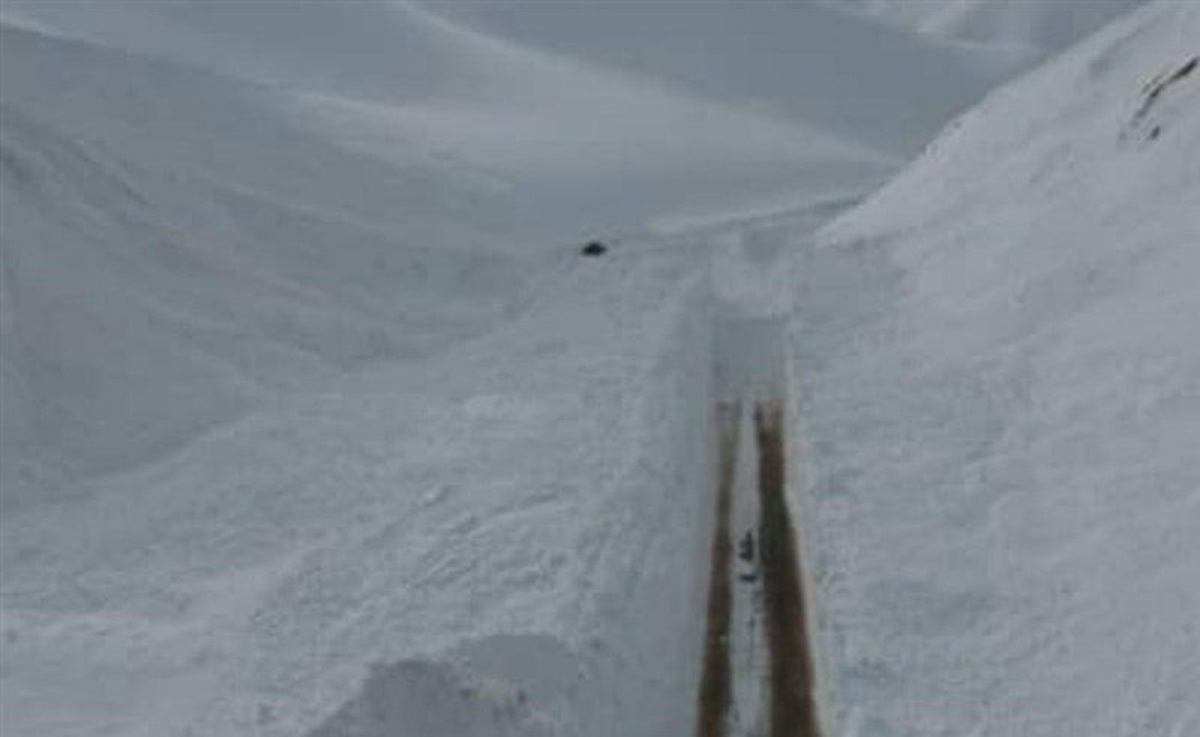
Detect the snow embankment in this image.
<box><xmin>788</xmin><ymin>2</ymin><xmax>1199</xmax><ymax>734</ymax></box>
<box><xmin>0</xmin><ymin>235</ymin><xmax>718</xmax><ymax>737</ymax></box>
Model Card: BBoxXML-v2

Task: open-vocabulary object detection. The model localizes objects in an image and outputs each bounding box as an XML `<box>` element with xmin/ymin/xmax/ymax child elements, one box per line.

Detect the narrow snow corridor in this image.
<box><xmin>698</xmin><ymin>309</ymin><xmax>820</xmax><ymax>737</ymax></box>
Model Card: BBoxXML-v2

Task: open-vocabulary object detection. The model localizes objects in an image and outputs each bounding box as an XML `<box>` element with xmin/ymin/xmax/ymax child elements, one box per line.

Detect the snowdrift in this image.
<box><xmin>789</xmin><ymin>2</ymin><xmax>1199</xmax><ymax>734</ymax></box>
<box><xmin>0</xmin><ymin>0</ymin><xmax>893</xmax><ymax>230</ymax></box>
<box><xmin>417</xmin><ymin>0</ymin><xmax>1019</xmax><ymax>156</ymax></box>
<box><xmin>0</xmin><ymin>23</ymin><xmax>538</xmax><ymax>504</ymax></box>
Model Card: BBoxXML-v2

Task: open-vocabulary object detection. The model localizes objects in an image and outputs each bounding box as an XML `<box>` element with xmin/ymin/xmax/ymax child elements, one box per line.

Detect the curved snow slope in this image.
<box><xmin>831</xmin><ymin>0</ymin><xmax>1143</xmax><ymax>58</ymax></box>
<box><xmin>790</xmin><ymin>2</ymin><xmax>1199</xmax><ymax>734</ymax></box>
<box><xmin>417</xmin><ymin>0</ymin><xmax>1022</xmax><ymax>156</ymax></box>
<box><xmin>0</xmin><ymin>23</ymin><xmax>537</xmax><ymax>505</ymax></box>
<box><xmin>0</xmin><ymin>0</ymin><xmax>892</xmax><ymax>228</ymax></box>
<box><xmin>0</xmin><ymin>0</ymin><xmax>465</xmax><ymax>101</ymax></box>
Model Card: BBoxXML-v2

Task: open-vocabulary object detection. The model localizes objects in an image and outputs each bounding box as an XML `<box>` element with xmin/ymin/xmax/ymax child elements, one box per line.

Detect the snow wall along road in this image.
<box><xmin>288</xmin><ymin>243</ymin><xmax>722</xmax><ymax>737</ymax></box>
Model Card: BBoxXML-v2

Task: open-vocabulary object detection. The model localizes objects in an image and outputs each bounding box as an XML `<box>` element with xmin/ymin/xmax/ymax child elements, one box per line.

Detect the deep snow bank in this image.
<box><xmin>788</xmin><ymin>2</ymin><xmax>1199</xmax><ymax>735</ymax></box>
<box><xmin>0</xmin><ymin>236</ymin><xmax>718</xmax><ymax>737</ymax></box>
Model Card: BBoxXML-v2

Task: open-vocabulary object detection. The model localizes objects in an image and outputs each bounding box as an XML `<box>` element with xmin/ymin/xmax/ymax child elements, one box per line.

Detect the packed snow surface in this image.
<box><xmin>2</xmin><ymin>1</ymin><xmax>1195</xmax><ymax>736</ymax></box>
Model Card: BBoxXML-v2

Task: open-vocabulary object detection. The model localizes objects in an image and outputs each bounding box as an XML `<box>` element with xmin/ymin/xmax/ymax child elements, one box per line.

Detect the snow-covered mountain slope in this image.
<box><xmin>0</xmin><ymin>22</ymin><xmax>544</xmax><ymax>505</ymax></box>
<box><xmin>0</xmin><ymin>0</ymin><xmax>900</xmax><ymax>504</ymax></box>
<box><xmin>416</xmin><ymin>0</ymin><xmax>1021</xmax><ymax>155</ymax></box>
<box><xmin>829</xmin><ymin>0</ymin><xmax>1143</xmax><ymax>59</ymax></box>
<box><xmin>0</xmin><ymin>0</ymin><xmax>892</xmax><ymax>226</ymax></box>
<box><xmin>785</xmin><ymin>2</ymin><xmax>1199</xmax><ymax>734</ymax></box>
<box><xmin>9</xmin><ymin>0</ymin><xmax>1014</xmax><ymax>156</ymax></box>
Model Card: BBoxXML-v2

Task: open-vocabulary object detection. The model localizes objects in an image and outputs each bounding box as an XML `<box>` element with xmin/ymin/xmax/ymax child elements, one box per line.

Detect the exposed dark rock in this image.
<box><xmin>581</xmin><ymin>241</ymin><xmax>607</xmax><ymax>257</ymax></box>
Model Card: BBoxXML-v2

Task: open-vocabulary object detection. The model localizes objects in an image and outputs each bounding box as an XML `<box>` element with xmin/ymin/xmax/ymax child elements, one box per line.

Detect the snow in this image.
<box><xmin>2</xmin><ymin>1</ymin><xmax>1196</xmax><ymax>736</ymax></box>
<box><xmin>0</xmin><ymin>0</ymin><xmax>894</xmax><ymax>229</ymax></box>
<box><xmin>827</xmin><ymin>0</ymin><xmax>1143</xmax><ymax>60</ymax></box>
<box><xmin>0</xmin><ymin>21</ymin><xmax>546</xmax><ymax>503</ymax></box>
<box><xmin>415</xmin><ymin>0</ymin><xmax>1022</xmax><ymax>156</ymax></box>
<box><xmin>0</xmin><ymin>0</ymin><xmax>923</xmax><ymax>521</ymax></box>
<box><xmin>0</xmin><ymin>14</ymin><xmax>726</xmax><ymax>732</ymax></box>
<box><xmin>1</xmin><ymin>234</ymin><xmax>717</xmax><ymax>736</ymax></box>
<box><xmin>786</xmin><ymin>2</ymin><xmax>1200</xmax><ymax>734</ymax></box>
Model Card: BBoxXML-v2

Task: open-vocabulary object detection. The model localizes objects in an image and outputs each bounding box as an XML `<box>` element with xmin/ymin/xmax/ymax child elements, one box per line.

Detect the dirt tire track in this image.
<box><xmin>695</xmin><ymin>401</ymin><xmax>740</xmax><ymax>737</ymax></box>
<box><xmin>755</xmin><ymin>400</ymin><xmax>819</xmax><ymax>737</ymax></box>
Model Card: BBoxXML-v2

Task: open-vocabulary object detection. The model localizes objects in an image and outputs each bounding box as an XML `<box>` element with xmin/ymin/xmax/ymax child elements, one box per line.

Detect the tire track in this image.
<box><xmin>755</xmin><ymin>399</ymin><xmax>819</xmax><ymax>737</ymax></box>
<box><xmin>696</xmin><ymin>400</ymin><xmax>740</xmax><ymax>737</ymax></box>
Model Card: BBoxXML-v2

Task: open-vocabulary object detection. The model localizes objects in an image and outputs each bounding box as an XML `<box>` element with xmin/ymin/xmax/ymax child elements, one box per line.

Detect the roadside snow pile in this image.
<box><xmin>0</xmin><ymin>238</ymin><xmax>716</xmax><ymax>737</ymax></box>
<box><xmin>789</xmin><ymin>2</ymin><xmax>1199</xmax><ymax>735</ymax></box>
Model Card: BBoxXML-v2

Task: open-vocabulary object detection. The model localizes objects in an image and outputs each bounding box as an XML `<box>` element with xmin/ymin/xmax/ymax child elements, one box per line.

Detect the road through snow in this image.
<box><xmin>696</xmin><ymin>401</ymin><xmax>739</xmax><ymax>737</ymax></box>
<box><xmin>697</xmin><ymin>307</ymin><xmax>820</xmax><ymax>737</ymax></box>
<box><xmin>755</xmin><ymin>399</ymin><xmax>819</xmax><ymax>737</ymax></box>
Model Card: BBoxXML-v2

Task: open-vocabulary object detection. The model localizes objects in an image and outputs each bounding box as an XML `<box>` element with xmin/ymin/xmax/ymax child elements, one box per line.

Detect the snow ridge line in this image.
<box><xmin>696</xmin><ymin>400</ymin><xmax>741</xmax><ymax>737</ymax></box>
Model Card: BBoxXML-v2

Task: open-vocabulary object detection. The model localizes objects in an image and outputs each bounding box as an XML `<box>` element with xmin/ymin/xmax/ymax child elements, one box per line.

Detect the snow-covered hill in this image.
<box><xmin>829</xmin><ymin>0</ymin><xmax>1144</xmax><ymax>59</ymax></box>
<box><xmin>787</xmin><ymin>2</ymin><xmax>1199</xmax><ymax>734</ymax></box>
<box><xmin>0</xmin><ymin>21</ymin><xmax>547</xmax><ymax>505</ymax></box>
<box><xmin>0</xmin><ymin>1</ymin><xmax>893</xmax><ymax>504</ymax></box>
<box><xmin>0</xmin><ymin>0</ymin><xmax>893</xmax><ymax>222</ymax></box>
<box><xmin>416</xmin><ymin>0</ymin><xmax>1019</xmax><ymax>156</ymax></box>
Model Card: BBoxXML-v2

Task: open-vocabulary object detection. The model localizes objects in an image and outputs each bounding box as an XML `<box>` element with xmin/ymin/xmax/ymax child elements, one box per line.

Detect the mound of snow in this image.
<box><xmin>788</xmin><ymin>2</ymin><xmax>1199</xmax><ymax>734</ymax></box>
<box><xmin>0</xmin><ymin>232</ymin><xmax>716</xmax><ymax>737</ymax></box>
